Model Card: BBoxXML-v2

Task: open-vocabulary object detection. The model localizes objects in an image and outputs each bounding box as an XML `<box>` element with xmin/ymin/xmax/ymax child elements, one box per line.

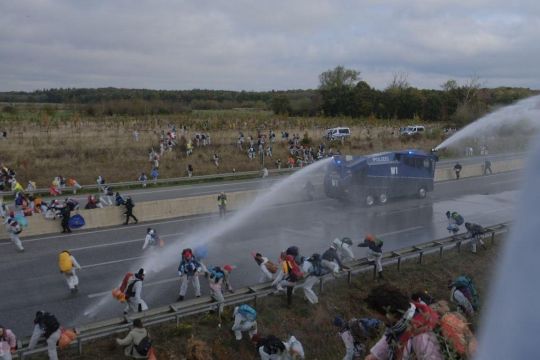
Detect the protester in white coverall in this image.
<box><xmin>332</xmin><ymin>237</ymin><xmax>355</xmax><ymax>262</ymax></box>
<box><xmin>292</xmin><ymin>257</ymin><xmax>323</xmax><ymax>304</ymax></box>
<box><xmin>62</xmin><ymin>252</ymin><xmax>81</xmax><ymax>293</ymax></box>
<box><xmin>254</xmin><ymin>253</ymin><xmax>274</xmax><ymax>283</ymax></box>
<box><xmin>4</xmin><ymin>217</ymin><xmax>24</xmax><ymax>252</ymax></box>
<box><xmin>124</xmin><ymin>269</ymin><xmax>149</xmax><ymax>314</ymax></box>
<box><xmin>231</xmin><ymin>306</ymin><xmax>258</xmax><ymax>340</ymax></box>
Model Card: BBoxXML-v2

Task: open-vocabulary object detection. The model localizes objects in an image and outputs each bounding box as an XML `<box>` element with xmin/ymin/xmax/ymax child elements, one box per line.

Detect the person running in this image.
<box><xmin>358</xmin><ymin>234</ymin><xmax>384</xmax><ymax>279</ymax></box>
<box><xmin>483</xmin><ymin>159</ymin><xmax>492</xmax><ymax>175</ymax></box>
<box><xmin>3</xmin><ymin>216</ymin><xmax>24</xmax><ymax>252</ymax></box>
<box><xmin>66</xmin><ymin>178</ymin><xmax>82</xmax><ymax>194</ymax></box>
<box><xmin>0</xmin><ymin>325</ymin><xmax>17</xmax><ymax>360</ymax></box>
<box><xmin>293</xmin><ymin>253</ymin><xmax>328</xmax><ymax>304</ymax></box>
<box><xmin>124</xmin><ymin>269</ymin><xmax>148</xmax><ymax>314</ymax></box>
<box><xmin>28</xmin><ymin>311</ymin><xmax>62</xmax><ymax>360</ymax></box>
<box><xmin>177</xmin><ymin>248</ymin><xmax>202</xmax><ymax>301</ymax></box>
<box><xmin>58</xmin><ymin>250</ymin><xmax>81</xmax><ymax>294</ymax></box>
<box><xmin>124</xmin><ymin>197</ymin><xmax>138</xmax><ymax>225</ymax></box>
<box><xmin>60</xmin><ymin>205</ymin><xmax>71</xmax><ymax>233</ymax></box>
<box><xmin>332</xmin><ymin>237</ymin><xmax>355</xmax><ymax>262</ymax></box>
<box><xmin>142</xmin><ymin>228</ymin><xmax>158</xmax><ymax>250</ymax></box>
<box><xmin>321</xmin><ymin>243</ymin><xmax>349</xmax><ymax>275</ymax></box>
<box><xmin>272</xmin><ymin>254</ymin><xmax>303</xmax><ymax>306</ymax></box>
<box><xmin>454</xmin><ymin>162</ymin><xmax>462</xmax><ymax>179</ymax></box>
<box><xmin>205</xmin><ymin>266</ymin><xmax>226</xmax><ymax>320</ymax></box>
<box><xmin>217</xmin><ymin>192</ymin><xmax>227</xmax><ymax>218</ymax></box>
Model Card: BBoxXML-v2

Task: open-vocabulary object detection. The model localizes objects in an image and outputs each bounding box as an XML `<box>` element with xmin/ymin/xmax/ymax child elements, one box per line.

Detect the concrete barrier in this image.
<box><xmin>0</xmin><ymin>159</ymin><xmax>524</xmax><ymax>239</ymax></box>
<box><xmin>0</xmin><ymin>190</ymin><xmax>260</xmax><ymax>239</ymax></box>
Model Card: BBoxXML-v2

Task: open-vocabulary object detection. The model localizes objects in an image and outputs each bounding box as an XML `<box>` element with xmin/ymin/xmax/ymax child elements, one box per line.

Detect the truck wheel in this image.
<box><xmin>365</xmin><ymin>194</ymin><xmax>375</xmax><ymax>207</ymax></box>
<box><xmin>378</xmin><ymin>193</ymin><xmax>388</xmax><ymax>204</ymax></box>
<box><xmin>418</xmin><ymin>187</ymin><xmax>427</xmax><ymax>198</ymax></box>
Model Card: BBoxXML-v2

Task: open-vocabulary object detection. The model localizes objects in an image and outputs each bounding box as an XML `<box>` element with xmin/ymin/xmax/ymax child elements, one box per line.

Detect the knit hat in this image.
<box><xmin>365</xmin><ymin>234</ymin><xmax>375</xmax><ymax>242</ymax></box>
<box><xmin>223</xmin><ymin>264</ymin><xmax>234</xmax><ymax>273</ymax></box>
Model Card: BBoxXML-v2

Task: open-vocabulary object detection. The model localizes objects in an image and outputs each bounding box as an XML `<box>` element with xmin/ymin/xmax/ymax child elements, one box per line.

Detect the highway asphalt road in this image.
<box><xmin>16</xmin><ymin>152</ymin><xmax>523</xmax><ymax>205</ymax></box>
<box><xmin>0</xmin><ymin>169</ymin><xmax>522</xmax><ymax>337</ymax></box>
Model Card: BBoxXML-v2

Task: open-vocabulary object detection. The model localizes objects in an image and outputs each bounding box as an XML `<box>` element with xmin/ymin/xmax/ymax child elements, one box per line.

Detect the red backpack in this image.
<box><xmin>285</xmin><ymin>255</ymin><xmax>304</xmax><ymax>281</ymax></box>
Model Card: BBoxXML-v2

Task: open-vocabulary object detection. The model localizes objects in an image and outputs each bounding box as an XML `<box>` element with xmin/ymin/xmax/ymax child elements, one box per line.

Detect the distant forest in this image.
<box><xmin>1</xmin><ymin>66</ymin><xmax>537</xmax><ymax>125</ymax></box>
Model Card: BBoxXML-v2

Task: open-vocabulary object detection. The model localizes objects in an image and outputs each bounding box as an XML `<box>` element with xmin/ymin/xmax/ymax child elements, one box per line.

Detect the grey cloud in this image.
<box><xmin>0</xmin><ymin>0</ymin><xmax>539</xmax><ymax>91</ymax></box>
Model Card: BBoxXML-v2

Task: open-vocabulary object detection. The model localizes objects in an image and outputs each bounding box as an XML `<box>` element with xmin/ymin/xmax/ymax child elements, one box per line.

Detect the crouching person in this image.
<box><xmin>364</xmin><ymin>285</ymin><xmax>443</xmax><ymax>360</ymax></box>
<box><xmin>116</xmin><ymin>319</ymin><xmax>152</xmax><ymax>359</ymax></box>
<box><xmin>231</xmin><ymin>304</ymin><xmax>258</xmax><ymax>340</ymax></box>
<box><xmin>28</xmin><ymin>311</ymin><xmax>62</xmax><ymax>360</ymax></box>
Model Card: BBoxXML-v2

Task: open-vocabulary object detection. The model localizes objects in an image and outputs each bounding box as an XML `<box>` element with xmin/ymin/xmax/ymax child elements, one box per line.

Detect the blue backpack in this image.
<box><xmin>237</xmin><ymin>304</ymin><xmax>257</xmax><ymax>321</ymax></box>
<box><xmin>209</xmin><ymin>266</ymin><xmax>225</xmax><ymax>282</ymax></box>
<box><xmin>452</xmin><ymin>275</ymin><xmax>479</xmax><ymax>311</ymax></box>
<box><xmin>69</xmin><ymin>214</ymin><xmax>85</xmax><ymax>229</ymax></box>
<box><xmin>452</xmin><ymin>212</ymin><xmax>464</xmax><ymax>225</ymax></box>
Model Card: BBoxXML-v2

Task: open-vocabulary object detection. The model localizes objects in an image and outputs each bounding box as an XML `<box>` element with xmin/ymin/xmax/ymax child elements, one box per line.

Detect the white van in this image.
<box><xmin>400</xmin><ymin>125</ymin><xmax>425</xmax><ymax>136</ymax></box>
<box><xmin>325</xmin><ymin>127</ymin><xmax>351</xmax><ymax>140</ymax></box>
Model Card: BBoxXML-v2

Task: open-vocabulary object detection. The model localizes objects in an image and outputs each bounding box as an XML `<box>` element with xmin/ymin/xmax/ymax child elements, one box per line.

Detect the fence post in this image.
<box><xmin>457</xmin><ymin>241</ymin><xmax>462</xmax><ymax>253</ymax></box>
<box><xmin>78</xmin><ymin>337</ymin><xmax>83</xmax><ymax>355</ymax></box>
<box><xmin>418</xmin><ymin>252</ymin><xmax>424</xmax><ymax>264</ymax></box>
<box><xmin>319</xmin><ymin>278</ymin><xmax>324</xmax><ymax>293</ymax></box>
<box><xmin>397</xmin><ymin>257</ymin><xmax>402</xmax><ymax>272</ymax></box>
<box><xmin>347</xmin><ymin>271</ymin><xmax>352</xmax><ymax>286</ymax></box>
<box><xmin>372</xmin><ymin>264</ymin><xmax>377</xmax><ymax>280</ymax></box>
<box><xmin>491</xmin><ymin>231</ymin><xmax>495</xmax><ymax>244</ymax></box>
<box><xmin>439</xmin><ymin>246</ymin><xmax>444</xmax><ymax>258</ymax></box>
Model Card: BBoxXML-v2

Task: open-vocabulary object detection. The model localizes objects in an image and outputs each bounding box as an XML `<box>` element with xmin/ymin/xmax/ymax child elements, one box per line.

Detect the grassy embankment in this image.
<box><xmin>50</xmin><ymin>237</ymin><xmax>501</xmax><ymax>360</ymax></box>
<box><xmin>0</xmin><ymin>108</ymin><xmax>446</xmax><ymax>188</ymax></box>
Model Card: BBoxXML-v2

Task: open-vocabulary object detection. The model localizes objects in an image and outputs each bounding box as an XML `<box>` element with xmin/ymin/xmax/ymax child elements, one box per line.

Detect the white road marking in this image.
<box><xmin>80</xmin><ymin>256</ymin><xmax>147</xmax><ymax>269</ymax></box>
<box><xmin>379</xmin><ymin>226</ymin><xmax>424</xmax><ymax>237</ymax></box>
<box><xmin>0</xmin><ymin>215</ymin><xmax>215</xmax><ymax>246</ymax></box>
<box><xmin>69</xmin><ymin>232</ymin><xmax>184</xmax><ymax>251</ymax></box>
<box><xmin>88</xmin><ymin>276</ymin><xmax>180</xmax><ymax>298</ymax></box>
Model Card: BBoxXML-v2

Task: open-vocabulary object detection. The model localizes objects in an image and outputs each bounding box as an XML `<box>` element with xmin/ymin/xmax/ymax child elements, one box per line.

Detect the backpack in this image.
<box><xmin>58</xmin><ymin>252</ymin><xmax>73</xmax><ymax>272</ymax></box>
<box><xmin>263</xmin><ymin>335</ymin><xmax>286</xmax><ymax>355</ymax></box>
<box><xmin>452</xmin><ymin>212</ymin><xmax>464</xmax><ymax>225</ymax></box>
<box><xmin>286</xmin><ymin>258</ymin><xmax>304</xmax><ymax>281</ymax></box>
<box><xmin>373</xmin><ymin>238</ymin><xmax>383</xmax><ymax>248</ymax></box>
<box><xmin>209</xmin><ymin>266</ymin><xmax>225</xmax><ymax>282</ymax></box>
<box><xmin>341</xmin><ymin>237</ymin><xmax>353</xmax><ymax>246</ymax></box>
<box><xmin>42</xmin><ymin>313</ymin><xmax>60</xmax><ymax>332</ymax></box>
<box><xmin>237</xmin><ymin>304</ymin><xmax>257</xmax><ymax>321</ymax></box>
<box><xmin>308</xmin><ymin>253</ymin><xmax>326</xmax><ymax>277</ymax></box>
<box><xmin>264</xmin><ymin>261</ymin><xmax>278</xmax><ymax>274</ymax></box>
<box><xmin>125</xmin><ymin>279</ymin><xmax>140</xmax><ymax>299</ymax></box>
<box><xmin>135</xmin><ymin>332</ymin><xmax>152</xmax><ymax>356</ymax></box>
<box><xmin>452</xmin><ymin>276</ymin><xmax>480</xmax><ymax>311</ymax></box>
<box><xmin>68</xmin><ymin>214</ymin><xmax>85</xmax><ymax>229</ymax></box>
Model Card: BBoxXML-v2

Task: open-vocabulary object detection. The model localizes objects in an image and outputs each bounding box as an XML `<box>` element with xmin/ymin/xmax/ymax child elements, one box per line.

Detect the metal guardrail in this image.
<box><xmin>16</xmin><ymin>221</ymin><xmax>509</xmax><ymax>359</ymax></box>
<box><xmin>0</xmin><ymin>152</ymin><xmax>525</xmax><ymax>198</ymax></box>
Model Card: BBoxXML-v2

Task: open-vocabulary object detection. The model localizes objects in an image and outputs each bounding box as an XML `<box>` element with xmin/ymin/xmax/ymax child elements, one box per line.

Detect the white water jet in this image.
<box><xmin>435</xmin><ymin>95</ymin><xmax>540</xmax><ymax>151</ymax></box>
<box><xmin>81</xmin><ymin>158</ymin><xmax>331</xmax><ymax>318</ymax></box>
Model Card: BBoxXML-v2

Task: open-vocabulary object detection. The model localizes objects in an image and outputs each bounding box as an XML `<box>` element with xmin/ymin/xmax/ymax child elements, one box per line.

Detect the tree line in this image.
<box><xmin>1</xmin><ymin>67</ymin><xmax>537</xmax><ymax>124</ymax></box>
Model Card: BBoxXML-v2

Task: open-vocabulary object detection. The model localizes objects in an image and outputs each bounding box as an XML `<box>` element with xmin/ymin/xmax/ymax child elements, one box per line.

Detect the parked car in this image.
<box><xmin>325</xmin><ymin>127</ymin><xmax>351</xmax><ymax>140</ymax></box>
<box><xmin>400</xmin><ymin>125</ymin><xmax>425</xmax><ymax>136</ymax></box>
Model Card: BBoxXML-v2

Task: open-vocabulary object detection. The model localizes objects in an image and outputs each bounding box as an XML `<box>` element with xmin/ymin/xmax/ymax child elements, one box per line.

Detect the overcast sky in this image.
<box><xmin>1</xmin><ymin>0</ymin><xmax>539</xmax><ymax>91</ymax></box>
